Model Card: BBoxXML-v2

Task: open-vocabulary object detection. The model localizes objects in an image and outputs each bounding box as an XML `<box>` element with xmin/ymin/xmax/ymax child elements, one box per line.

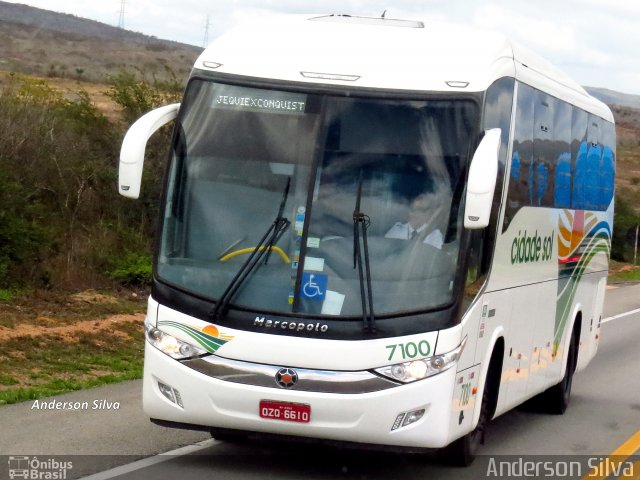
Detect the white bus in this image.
<box><xmin>118</xmin><ymin>14</ymin><xmax>615</xmax><ymax>465</ymax></box>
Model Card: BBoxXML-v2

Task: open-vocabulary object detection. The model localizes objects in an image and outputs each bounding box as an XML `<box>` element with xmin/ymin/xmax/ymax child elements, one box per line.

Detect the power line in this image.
<box><xmin>203</xmin><ymin>14</ymin><xmax>211</xmax><ymax>47</ymax></box>
<box><xmin>118</xmin><ymin>0</ymin><xmax>126</xmax><ymax>29</ymax></box>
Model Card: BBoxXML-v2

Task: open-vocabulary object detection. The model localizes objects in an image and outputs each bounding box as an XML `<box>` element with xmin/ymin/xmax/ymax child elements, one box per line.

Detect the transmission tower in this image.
<box><xmin>118</xmin><ymin>0</ymin><xmax>126</xmax><ymax>29</ymax></box>
<box><xmin>203</xmin><ymin>15</ymin><xmax>211</xmax><ymax>47</ymax></box>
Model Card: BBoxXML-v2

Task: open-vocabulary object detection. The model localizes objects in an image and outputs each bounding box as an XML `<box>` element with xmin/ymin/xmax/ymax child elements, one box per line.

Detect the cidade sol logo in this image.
<box><xmin>510</xmin><ymin>230</ymin><xmax>554</xmax><ymax>264</ymax></box>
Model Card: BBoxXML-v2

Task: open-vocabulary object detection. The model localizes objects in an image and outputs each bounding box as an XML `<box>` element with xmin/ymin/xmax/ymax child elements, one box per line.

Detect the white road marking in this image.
<box><xmin>80</xmin><ymin>439</ymin><xmax>218</xmax><ymax>480</ymax></box>
<box><xmin>602</xmin><ymin>307</ymin><xmax>640</xmax><ymax>324</ymax></box>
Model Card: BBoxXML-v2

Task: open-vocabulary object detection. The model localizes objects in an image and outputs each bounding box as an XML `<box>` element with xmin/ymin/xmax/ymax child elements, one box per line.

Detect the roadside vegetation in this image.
<box><xmin>0</xmin><ymin>3</ymin><xmax>191</xmax><ymax>405</ymax></box>
<box><xmin>0</xmin><ymin>70</ymin><xmax>180</xmax><ymax>404</ymax></box>
<box><xmin>0</xmin><ymin>287</ymin><xmax>147</xmax><ymax>405</ymax></box>
<box><xmin>611</xmin><ymin>105</ymin><xmax>640</xmax><ymax>266</ymax></box>
<box><xmin>608</xmin><ymin>261</ymin><xmax>640</xmax><ymax>284</ymax></box>
<box><xmin>0</xmin><ymin>70</ymin><xmax>180</xmax><ymax>292</ymax></box>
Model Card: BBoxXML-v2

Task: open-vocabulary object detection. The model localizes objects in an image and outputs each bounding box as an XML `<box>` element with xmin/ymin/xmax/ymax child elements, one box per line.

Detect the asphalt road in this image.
<box><xmin>1</xmin><ymin>283</ymin><xmax>639</xmax><ymax>479</ymax></box>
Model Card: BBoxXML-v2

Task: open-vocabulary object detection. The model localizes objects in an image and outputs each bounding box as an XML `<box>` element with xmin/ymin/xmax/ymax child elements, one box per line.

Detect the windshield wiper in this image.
<box><xmin>352</xmin><ymin>175</ymin><xmax>376</xmax><ymax>333</ymax></box>
<box><xmin>211</xmin><ymin>178</ymin><xmax>291</xmax><ymax>321</ymax></box>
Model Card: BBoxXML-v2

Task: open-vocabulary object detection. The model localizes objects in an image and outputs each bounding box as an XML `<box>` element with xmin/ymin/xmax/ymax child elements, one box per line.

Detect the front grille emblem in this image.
<box><xmin>275</xmin><ymin>368</ymin><xmax>298</xmax><ymax>388</ymax></box>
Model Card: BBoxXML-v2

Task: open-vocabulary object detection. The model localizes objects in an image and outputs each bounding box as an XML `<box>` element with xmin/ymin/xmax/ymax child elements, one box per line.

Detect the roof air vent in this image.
<box><xmin>309</xmin><ymin>14</ymin><xmax>424</xmax><ymax>29</ymax></box>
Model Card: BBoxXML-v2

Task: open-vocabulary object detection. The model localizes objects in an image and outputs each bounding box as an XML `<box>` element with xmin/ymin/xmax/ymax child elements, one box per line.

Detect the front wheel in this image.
<box><xmin>542</xmin><ymin>326</ymin><xmax>579</xmax><ymax>415</ymax></box>
<box><xmin>441</xmin><ymin>346</ymin><xmax>501</xmax><ymax>466</ymax></box>
<box><xmin>442</xmin><ymin>381</ymin><xmax>490</xmax><ymax>466</ymax></box>
<box><xmin>210</xmin><ymin>428</ymin><xmax>248</xmax><ymax>444</ymax></box>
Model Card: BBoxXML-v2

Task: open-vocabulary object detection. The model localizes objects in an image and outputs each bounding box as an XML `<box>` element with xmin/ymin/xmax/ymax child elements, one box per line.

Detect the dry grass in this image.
<box><xmin>0</xmin><ymin>71</ymin><xmax>126</xmax><ymax>121</ymax></box>
<box><xmin>0</xmin><ymin>289</ymin><xmax>147</xmax><ymax>404</ymax></box>
<box><xmin>0</xmin><ymin>288</ymin><xmax>147</xmax><ymax>329</ymax></box>
<box><xmin>609</xmin><ymin>260</ymin><xmax>640</xmax><ymax>283</ymax></box>
<box><xmin>0</xmin><ymin>314</ymin><xmax>142</xmax><ymax>343</ymax></box>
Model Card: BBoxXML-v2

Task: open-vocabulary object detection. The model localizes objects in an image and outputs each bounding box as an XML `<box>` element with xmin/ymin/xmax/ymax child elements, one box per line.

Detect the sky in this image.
<box><xmin>5</xmin><ymin>0</ymin><xmax>640</xmax><ymax>95</ymax></box>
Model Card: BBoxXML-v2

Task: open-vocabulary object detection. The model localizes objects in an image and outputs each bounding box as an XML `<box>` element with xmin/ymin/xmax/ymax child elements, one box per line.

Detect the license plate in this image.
<box><xmin>259</xmin><ymin>400</ymin><xmax>311</xmax><ymax>423</ymax></box>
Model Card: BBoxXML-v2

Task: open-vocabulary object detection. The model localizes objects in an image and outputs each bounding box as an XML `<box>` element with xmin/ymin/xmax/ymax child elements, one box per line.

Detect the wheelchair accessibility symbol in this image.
<box><xmin>301</xmin><ymin>272</ymin><xmax>328</xmax><ymax>301</ymax></box>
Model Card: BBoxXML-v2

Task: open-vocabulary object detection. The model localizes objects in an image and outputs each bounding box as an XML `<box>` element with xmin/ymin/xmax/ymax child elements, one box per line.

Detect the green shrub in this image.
<box><xmin>106</xmin><ymin>67</ymin><xmax>181</xmax><ymax>123</ymax></box>
<box><xmin>107</xmin><ymin>252</ymin><xmax>153</xmax><ymax>285</ymax></box>
<box><xmin>0</xmin><ymin>289</ymin><xmax>15</xmax><ymax>302</ymax></box>
<box><xmin>0</xmin><ymin>72</ymin><xmax>180</xmax><ymax>290</ymax></box>
<box><xmin>612</xmin><ymin>197</ymin><xmax>640</xmax><ymax>262</ymax></box>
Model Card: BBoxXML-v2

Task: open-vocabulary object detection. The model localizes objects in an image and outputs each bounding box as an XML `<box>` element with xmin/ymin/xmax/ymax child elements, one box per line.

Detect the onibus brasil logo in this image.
<box><xmin>8</xmin><ymin>456</ymin><xmax>72</xmax><ymax>479</ymax></box>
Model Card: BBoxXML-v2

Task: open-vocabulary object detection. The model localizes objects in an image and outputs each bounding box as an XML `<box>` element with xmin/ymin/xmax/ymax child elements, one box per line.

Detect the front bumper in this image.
<box><xmin>143</xmin><ymin>343</ymin><xmax>458</xmax><ymax>448</ymax></box>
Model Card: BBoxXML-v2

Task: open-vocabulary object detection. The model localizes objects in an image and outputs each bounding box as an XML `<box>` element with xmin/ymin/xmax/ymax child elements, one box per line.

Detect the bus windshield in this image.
<box><xmin>158</xmin><ymin>79</ymin><xmax>479</xmax><ymax>318</ymax></box>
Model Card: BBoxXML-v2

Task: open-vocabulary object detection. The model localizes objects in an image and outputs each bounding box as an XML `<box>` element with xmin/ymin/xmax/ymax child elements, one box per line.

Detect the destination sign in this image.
<box><xmin>212</xmin><ymin>85</ymin><xmax>307</xmax><ymax>115</ymax></box>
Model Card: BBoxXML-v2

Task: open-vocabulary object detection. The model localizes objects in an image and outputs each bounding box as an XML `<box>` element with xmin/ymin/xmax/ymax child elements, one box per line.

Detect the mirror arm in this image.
<box><xmin>118</xmin><ymin>103</ymin><xmax>180</xmax><ymax>199</ymax></box>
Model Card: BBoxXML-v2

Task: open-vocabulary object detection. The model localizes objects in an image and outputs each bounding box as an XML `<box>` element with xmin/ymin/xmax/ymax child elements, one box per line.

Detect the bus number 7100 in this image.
<box><xmin>386</xmin><ymin>341</ymin><xmax>431</xmax><ymax>361</ymax></box>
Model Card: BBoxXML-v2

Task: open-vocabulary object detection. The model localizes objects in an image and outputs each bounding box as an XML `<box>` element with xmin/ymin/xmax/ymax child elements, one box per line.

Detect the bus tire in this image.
<box><xmin>542</xmin><ymin>323</ymin><xmax>579</xmax><ymax>415</ymax></box>
<box><xmin>210</xmin><ymin>428</ymin><xmax>248</xmax><ymax>443</ymax></box>
<box><xmin>440</xmin><ymin>342</ymin><xmax>502</xmax><ymax>466</ymax></box>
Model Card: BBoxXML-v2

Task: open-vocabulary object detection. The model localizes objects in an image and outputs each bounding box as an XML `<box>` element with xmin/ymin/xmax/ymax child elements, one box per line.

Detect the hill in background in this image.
<box><xmin>0</xmin><ymin>1</ymin><xmax>201</xmax><ymax>83</ymax></box>
<box><xmin>612</xmin><ymin>105</ymin><xmax>640</xmax><ymax>213</ymax></box>
<box><xmin>3</xmin><ymin>0</ymin><xmax>640</xmax><ymax>104</ymax></box>
<box><xmin>1</xmin><ymin>3</ymin><xmax>639</xmax><ymax>217</ymax></box>
<box><xmin>585</xmin><ymin>87</ymin><xmax>640</xmax><ymax>110</ymax></box>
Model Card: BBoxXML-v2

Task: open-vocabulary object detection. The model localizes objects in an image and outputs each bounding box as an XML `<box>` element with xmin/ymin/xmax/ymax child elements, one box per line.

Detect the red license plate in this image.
<box><xmin>259</xmin><ymin>400</ymin><xmax>311</xmax><ymax>423</ymax></box>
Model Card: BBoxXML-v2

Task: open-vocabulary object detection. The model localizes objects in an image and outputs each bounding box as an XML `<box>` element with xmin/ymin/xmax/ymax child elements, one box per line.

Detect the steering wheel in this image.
<box><xmin>218</xmin><ymin>246</ymin><xmax>291</xmax><ymax>263</ymax></box>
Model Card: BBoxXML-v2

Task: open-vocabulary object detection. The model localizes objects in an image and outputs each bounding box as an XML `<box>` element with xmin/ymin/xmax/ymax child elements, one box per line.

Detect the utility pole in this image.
<box><xmin>634</xmin><ymin>224</ymin><xmax>639</xmax><ymax>266</ymax></box>
<box><xmin>118</xmin><ymin>0</ymin><xmax>126</xmax><ymax>29</ymax></box>
<box><xmin>203</xmin><ymin>14</ymin><xmax>211</xmax><ymax>48</ymax></box>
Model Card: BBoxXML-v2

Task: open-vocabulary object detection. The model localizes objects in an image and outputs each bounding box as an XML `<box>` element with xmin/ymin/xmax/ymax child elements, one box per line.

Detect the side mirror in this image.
<box><xmin>464</xmin><ymin>128</ymin><xmax>501</xmax><ymax>229</ymax></box>
<box><xmin>118</xmin><ymin>103</ymin><xmax>180</xmax><ymax>199</ymax></box>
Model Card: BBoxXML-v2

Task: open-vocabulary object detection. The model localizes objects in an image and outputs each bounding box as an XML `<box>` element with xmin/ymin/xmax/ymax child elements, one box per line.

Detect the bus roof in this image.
<box><xmin>195</xmin><ymin>14</ymin><xmax>612</xmax><ymax>121</ymax></box>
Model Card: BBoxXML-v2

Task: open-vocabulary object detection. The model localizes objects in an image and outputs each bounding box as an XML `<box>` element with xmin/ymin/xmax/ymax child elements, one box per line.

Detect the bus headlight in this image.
<box><xmin>375</xmin><ymin>337</ymin><xmax>466</xmax><ymax>383</ymax></box>
<box><xmin>145</xmin><ymin>319</ymin><xmax>207</xmax><ymax>360</ymax></box>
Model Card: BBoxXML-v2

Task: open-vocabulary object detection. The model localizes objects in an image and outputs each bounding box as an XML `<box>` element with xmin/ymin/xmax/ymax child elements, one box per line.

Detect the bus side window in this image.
<box><xmin>570</xmin><ymin>109</ymin><xmax>588</xmax><ymax>209</ymax></box>
<box><xmin>531</xmin><ymin>92</ymin><xmax>554</xmax><ymax>207</ymax></box>
<box><xmin>599</xmin><ymin>121</ymin><xmax>616</xmax><ymax>210</ymax></box>
<box><xmin>554</xmin><ymin>152</ymin><xmax>571</xmax><ymax>208</ymax></box>
<box><xmin>553</xmin><ymin>101</ymin><xmax>572</xmax><ymax>208</ymax></box>
<box><xmin>584</xmin><ymin>140</ymin><xmax>603</xmax><ymax>211</ymax></box>
<box><xmin>464</xmin><ymin>229</ymin><xmax>486</xmax><ymax>305</ymax></box>
<box><xmin>504</xmin><ymin>83</ymin><xmax>534</xmax><ymax>227</ymax></box>
<box><xmin>599</xmin><ymin>146</ymin><xmax>615</xmax><ymax>210</ymax></box>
